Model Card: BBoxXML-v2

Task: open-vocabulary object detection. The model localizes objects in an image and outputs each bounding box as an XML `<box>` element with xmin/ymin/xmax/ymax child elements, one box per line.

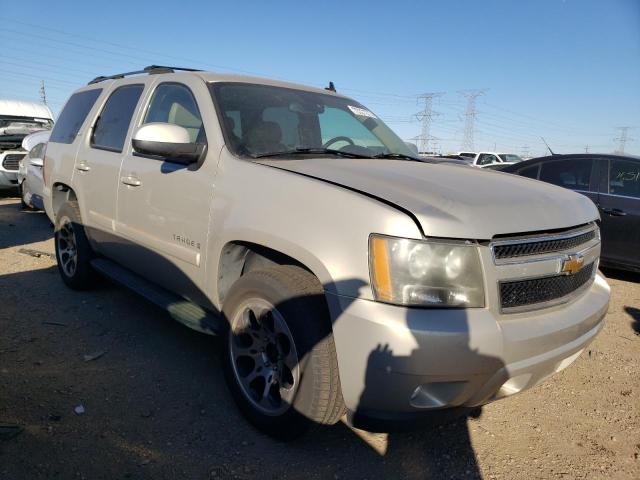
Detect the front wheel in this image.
<box><xmin>221</xmin><ymin>265</ymin><xmax>345</xmax><ymax>439</ymax></box>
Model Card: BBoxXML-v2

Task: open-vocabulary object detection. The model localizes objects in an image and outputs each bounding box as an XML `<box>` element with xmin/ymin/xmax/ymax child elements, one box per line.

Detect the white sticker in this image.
<box><xmin>348</xmin><ymin>105</ymin><xmax>377</xmax><ymax>119</ymax></box>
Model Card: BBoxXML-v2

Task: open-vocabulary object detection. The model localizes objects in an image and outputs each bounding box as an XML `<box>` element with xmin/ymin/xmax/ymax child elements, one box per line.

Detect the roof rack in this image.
<box><xmin>88</xmin><ymin>65</ymin><xmax>202</xmax><ymax>85</ymax></box>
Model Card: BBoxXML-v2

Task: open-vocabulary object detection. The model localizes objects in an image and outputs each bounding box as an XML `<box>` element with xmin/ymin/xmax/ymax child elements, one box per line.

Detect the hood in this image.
<box><xmin>257</xmin><ymin>158</ymin><xmax>598</xmax><ymax>239</ymax></box>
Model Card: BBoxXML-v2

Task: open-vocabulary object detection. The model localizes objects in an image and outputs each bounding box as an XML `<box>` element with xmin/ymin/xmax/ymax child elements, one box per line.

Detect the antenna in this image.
<box><xmin>325</xmin><ymin>81</ymin><xmax>336</xmax><ymax>92</ymax></box>
<box><xmin>540</xmin><ymin>137</ymin><xmax>555</xmax><ymax>156</ymax></box>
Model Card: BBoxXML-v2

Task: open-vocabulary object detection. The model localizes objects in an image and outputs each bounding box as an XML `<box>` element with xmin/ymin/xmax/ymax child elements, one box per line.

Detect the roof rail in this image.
<box><xmin>88</xmin><ymin>65</ymin><xmax>202</xmax><ymax>85</ymax></box>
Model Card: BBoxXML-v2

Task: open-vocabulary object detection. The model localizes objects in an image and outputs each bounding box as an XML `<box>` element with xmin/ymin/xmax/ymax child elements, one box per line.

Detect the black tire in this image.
<box><xmin>54</xmin><ymin>201</ymin><xmax>97</xmax><ymax>290</ymax></box>
<box><xmin>221</xmin><ymin>265</ymin><xmax>345</xmax><ymax>439</ymax></box>
<box><xmin>18</xmin><ymin>182</ymin><xmax>30</xmax><ymax>210</ymax></box>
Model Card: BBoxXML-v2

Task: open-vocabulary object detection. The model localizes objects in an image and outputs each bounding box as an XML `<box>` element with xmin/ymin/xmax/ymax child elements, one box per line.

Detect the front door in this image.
<box><xmin>598</xmin><ymin>158</ymin><xmax>640</xmax><ymax>270</ymax></box>
<box><xmin>115</xmin><ymin>79</ymin><xmax>218</xmax><ymax>306</ymax></box>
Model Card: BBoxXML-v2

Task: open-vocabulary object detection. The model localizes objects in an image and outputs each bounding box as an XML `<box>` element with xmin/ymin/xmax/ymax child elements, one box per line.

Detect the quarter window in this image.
<box><xmin>49</xmin><ymin>89</ymin><xmax>102</xmax><ymax>144</ymax></box>
<box><xmin>143</xmin><ymin>83</ymin><xmax>205</xmax><ymax>143</ymax></box>
<box><xmin>540</xmin><ymin>159</ymin><xmax>592</xmax><ymax>190</ymax></box>
<box><xmin>91</xmin><ymin>84</ymin><xmax>144</xmax><ymax>152</ymax></box>
<box><xmin>609</xmin><ymin>159</ymin><xmax>640</xmax><ymax>198</ymax></box>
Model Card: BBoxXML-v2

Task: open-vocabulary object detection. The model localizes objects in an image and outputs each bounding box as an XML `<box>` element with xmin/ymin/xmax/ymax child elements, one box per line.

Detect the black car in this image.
<box><xmin>501</xmin><ymin>154</ymin><xmax>640</xmax><ymax>273</ymax></box>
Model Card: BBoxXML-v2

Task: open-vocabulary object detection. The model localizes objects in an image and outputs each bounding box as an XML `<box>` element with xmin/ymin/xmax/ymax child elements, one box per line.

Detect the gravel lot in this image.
<box><xmin>1</xmin><ymin>192</ymin><xmax>639</xmax><ymax>480</ymax></box>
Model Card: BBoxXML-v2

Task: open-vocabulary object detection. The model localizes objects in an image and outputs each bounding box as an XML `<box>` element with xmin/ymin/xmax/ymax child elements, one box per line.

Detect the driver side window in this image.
<box><xmin>478</xmin><ymin>154</ymin><xmax>498</xmax><ymax>165</ymax></box>
<box><xmin>143</xmin><ymin>83</ymin><xmax>205</xmax><ymax>143</ymax></box>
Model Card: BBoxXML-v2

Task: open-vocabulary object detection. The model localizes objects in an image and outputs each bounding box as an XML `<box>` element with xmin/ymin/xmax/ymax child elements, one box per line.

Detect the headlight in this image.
<box><xmin>369</xmin><ymin>234</ymin><xmax>485</xmax><ymax>307</ymax></box>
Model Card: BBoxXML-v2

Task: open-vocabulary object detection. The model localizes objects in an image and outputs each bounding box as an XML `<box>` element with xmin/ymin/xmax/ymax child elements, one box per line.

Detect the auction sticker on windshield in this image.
<box><xmin>348</xmin><ymin>105</ymin><xmax>377</xmax><ymax>118</ymax></box>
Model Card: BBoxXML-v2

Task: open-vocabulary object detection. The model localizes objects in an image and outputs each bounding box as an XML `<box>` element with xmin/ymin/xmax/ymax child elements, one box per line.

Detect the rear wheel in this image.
<box><xmin>54</xmin><ymin>201</ymin><xmax>97</xmax><ymax>290</ymax></box>
<box><xmin>221</xmin><ymin>265</ymin><xmax>345</xmax><ymax>439</ymax></box>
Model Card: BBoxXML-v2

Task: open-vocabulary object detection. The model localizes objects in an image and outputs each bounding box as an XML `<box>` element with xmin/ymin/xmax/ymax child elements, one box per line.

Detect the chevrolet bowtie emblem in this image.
<box><xmin>561</xmin><ymin>254</ymin><xmax>585</xmax><ymax>275</ymax></box>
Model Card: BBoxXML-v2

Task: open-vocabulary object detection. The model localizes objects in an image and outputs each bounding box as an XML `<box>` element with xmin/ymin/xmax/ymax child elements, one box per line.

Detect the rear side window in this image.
<box><xmin>49</xmin><ymin>89</ymin><xmax>102</xmax><ymax>144</ymax></box>
<box><xmin>143</xmin><ymin>83</ymin><xmax>205</xmax><ymax>143</ymax></box>
<box><xmin>91</xmin><ymin>84</ymin><xmax>144</xmax><ymax>152</ymax></box>
<box><xmin>609</xmin><ymin>159</ymin><xmax>640</xmax><ymax>198</ymax></box>
<box><xmin>540</xmin><ymin>159</ymin><xmax>592</xmax><ymax>190</ymax></box>
<box><xmin>518</xmin><ymin>164</ymin><xmax>539</xmax><ymax>179</ymax></box>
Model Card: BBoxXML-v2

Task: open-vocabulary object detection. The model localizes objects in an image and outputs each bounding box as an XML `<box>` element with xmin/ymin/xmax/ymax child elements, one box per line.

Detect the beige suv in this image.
<box><xmin>44</xmin><ymin>66</ymin><xmax>610</xmax><ymax>438</ymax></box>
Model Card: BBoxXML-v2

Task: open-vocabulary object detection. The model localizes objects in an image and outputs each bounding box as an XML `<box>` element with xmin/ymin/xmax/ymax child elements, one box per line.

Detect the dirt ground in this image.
<box><xmin>0</xmin><ymin>192</ymin><xmax>639</xmax><ymax>480</ymax></box>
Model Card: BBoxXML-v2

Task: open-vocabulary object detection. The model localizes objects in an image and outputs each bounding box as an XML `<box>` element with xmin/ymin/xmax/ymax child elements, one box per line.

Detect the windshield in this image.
<box><xmin>0</xmin><ymin>115</ymin><xmax>53</xmax><ymax>145</ymax></box>
<box><xmin>499</xmin><ymin>154</ymin><xmax>523</xmax><ymax>163</ymax></box>
<box><xmin>209</xmin><ymin>82</ymin><xmax>416</xmax><ymax>159</ymax></box>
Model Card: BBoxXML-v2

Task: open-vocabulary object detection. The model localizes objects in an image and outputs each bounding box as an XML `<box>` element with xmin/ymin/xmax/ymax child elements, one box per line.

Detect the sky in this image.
<box><xmin>1</xmin><ymin>0</ymin><xmax>638</xmax><ymax>157</ymax></box>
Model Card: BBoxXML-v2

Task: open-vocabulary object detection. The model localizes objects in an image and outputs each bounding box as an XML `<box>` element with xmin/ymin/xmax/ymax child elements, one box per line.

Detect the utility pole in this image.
<box><xmin>39</xmin><ymin>80</ymin><xmax>47</xmax><ymax>105</ymax></box>
<box><xmin>414</xmin><ymin>92</ymin><xmax>444</xmax><ymax>153</ymax></box>
<box><xmin>459</xmin><ymin>89</ymin><xmax>488</xmax><ymax>151</ymax></box>
<box><xmin>614</xmin><ymin>126</ymin><xmax>633</xmax><ymax>154</ymax></box>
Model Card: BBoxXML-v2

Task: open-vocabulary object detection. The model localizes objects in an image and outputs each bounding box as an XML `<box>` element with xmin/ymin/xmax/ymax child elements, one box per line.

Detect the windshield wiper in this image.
<box><xmin>252</xmin><ymin>147</ymin><xmax>371</xmax><ymax>159</ymax></box>
<box><xmin>372</xmin><ymin>153</ymin><xmax>422</xmax><ymax>161</ymax></box>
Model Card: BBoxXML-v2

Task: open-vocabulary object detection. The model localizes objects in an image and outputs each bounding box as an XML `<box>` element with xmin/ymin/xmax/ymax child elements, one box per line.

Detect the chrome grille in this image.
<box><xmin>493</xmin><ymin>229</ymin><xmax>596</xmax><ymax>260</ymax></box>
<box><xmin>500</xmin><ymin>262</ymin><xmax>595</xmax><ymax>310</ymax></box>
<box><xmin>2</xmin><ymin>154</ymin><xmax>25</xmax><ymax>171</ymax></box>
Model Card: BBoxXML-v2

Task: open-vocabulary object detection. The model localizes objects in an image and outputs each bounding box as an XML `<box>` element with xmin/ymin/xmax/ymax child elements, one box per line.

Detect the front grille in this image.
<box><xmin>2</xmin><ymin>154</ymin><xmax>25</xmax><ymax>171</ymax></box>
<box><xmin>493</xmin><ymin>229</ymin><xmax>596</xmax><ymax>260</ymax></box>
<box><xmin>500</xmin><ymin>262</ymin><xmax>595</xmax><ymax>310</ymax></box>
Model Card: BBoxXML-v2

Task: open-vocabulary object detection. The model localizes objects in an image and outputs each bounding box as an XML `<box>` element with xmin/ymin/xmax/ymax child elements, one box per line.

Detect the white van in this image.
<box><xmin>0</xmin><ymin>100</ymin><xmax>54</xmax><ymax>190</ymax></box>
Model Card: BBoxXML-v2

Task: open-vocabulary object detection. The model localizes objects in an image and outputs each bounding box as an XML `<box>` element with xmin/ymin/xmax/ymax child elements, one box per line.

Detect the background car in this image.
<box><xmin>470</xmin><ymin>151</ymin><xmax>524</xmax><ymax>168</ymax></box>
<box><xmin>1</xmin><ymin>99</ymin><xmax>54</xmax><ymax>191</ymax></box>
<box><xmin>502</xmin><ymin>154</ymin><xmax>640</xmax><ymax>273</ymax></box>
<box><xmin>18</xmin><ymin>130</ymin><xmax>50</xmax><ymax>210</ymax></box>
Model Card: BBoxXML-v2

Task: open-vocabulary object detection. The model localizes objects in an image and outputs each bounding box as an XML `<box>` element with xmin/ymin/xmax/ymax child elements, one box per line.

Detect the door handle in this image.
<box><xmin>601</xmin><ymin>207</ymin><xmax>627</xmax><ymax>216</ymax></box>
<box><xmin>121</xmin><ymin>176</ymin><xmax>142</xmax><ymax>187</ymax></box>
<box><xmin>76</xmin><ymin>162</ymin><xmax>90</xmax><ymax>172</ymax></box>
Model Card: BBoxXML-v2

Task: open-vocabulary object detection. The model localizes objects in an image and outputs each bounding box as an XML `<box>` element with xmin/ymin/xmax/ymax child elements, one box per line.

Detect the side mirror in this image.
<box><xmin>132</xmin><ymin>123</ymin><xmax>203</xmax><ymax>163</ymax></box>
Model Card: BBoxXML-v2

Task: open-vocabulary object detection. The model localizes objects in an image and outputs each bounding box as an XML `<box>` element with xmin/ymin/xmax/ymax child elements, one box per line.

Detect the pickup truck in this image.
<box><xmin>0</xmin><ymin>99</ymin><xmax>54</xmax><ymax>190</ymax></box>
<box><xmin>43</xmin><ymin>66</ymin><xmax>610</xmax><ymax>438</ymax></box>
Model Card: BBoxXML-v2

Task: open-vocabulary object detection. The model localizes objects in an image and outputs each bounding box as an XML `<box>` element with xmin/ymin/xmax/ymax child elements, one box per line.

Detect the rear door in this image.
<box><xmin>115</xmin><ymin>78</ymin><xmax>218</xmax><ymax>305</ymax></box>
<box><xmin>73</xmin><ymin>81</ymin><xmax>145</xmax><ymax>253</ymax></box>
<box><xmin>598</xmin><ymin>158</ymin><xmax>640</xmax><ymax>269</ymax></box>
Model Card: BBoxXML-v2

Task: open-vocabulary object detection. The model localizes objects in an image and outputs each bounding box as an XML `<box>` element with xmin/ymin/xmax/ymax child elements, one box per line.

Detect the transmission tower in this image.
<box><xmin>39</xmin><ymin>80</ymin><xmax>47</xmax><ymax>105</ymax></box>
<box><xmin>521</xmin><ymin>145</ymin><xmax>530</xmax><ymax>158</ymax></box>
<box><xmin>614</xmin><ymin>126</ymin><xmax>633</xmax><ymax>154</ymax></box>
<box><xmin>414</xmin><ymin>92</ymin><xmax>444</xmax><ymax>153</ymax></box>
<box><xmin>459</xmin><ymin>89</ymin><xmax>488</xmax><ymax>151</ymax></box>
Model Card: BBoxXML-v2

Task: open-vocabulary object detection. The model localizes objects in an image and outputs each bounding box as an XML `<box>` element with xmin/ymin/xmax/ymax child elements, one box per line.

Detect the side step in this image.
<box><xmin>90</xmin><ymin>258</ymin><xmax>223</xmax><ymax>335</ymax></box>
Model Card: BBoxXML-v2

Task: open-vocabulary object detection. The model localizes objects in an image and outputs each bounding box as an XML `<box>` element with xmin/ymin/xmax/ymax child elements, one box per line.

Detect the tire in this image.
<box><xmin>18</xmin><ymin>182</ymin><xmax>30</xmax><ymax>210</ymax></box>
<box><xmin>221</xmin><ymin>265</ymin><xmax>345</xmax><ymax>439</ymax></box>
<box><xmin>54</xmin><ymin>201</ymin><xmax>97</xmax><ymax>290</ymax></box>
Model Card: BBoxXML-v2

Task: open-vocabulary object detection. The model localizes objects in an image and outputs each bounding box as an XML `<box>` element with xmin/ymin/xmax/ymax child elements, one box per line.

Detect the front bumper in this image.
<box><xmin>327</xmin><ymin>273</ymin><xmax>609</xmax><ymax>423</ymax></box>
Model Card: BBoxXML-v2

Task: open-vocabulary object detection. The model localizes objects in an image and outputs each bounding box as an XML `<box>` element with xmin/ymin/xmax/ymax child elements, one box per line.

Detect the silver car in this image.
<box><xmin>18</xmin><ymin>130</ymin><xmax>50</xmax><ymax>210</ymax></box>
<box><xmin>43</xmin><ymin>66</ymin><xmax>610</xmax><ymax>438</ymax></box>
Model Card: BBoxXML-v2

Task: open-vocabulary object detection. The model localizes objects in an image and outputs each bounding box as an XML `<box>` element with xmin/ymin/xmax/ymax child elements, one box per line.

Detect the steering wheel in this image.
<box><xmin>323</xmin><ymin>136</ymin><xmax>355</xmax><ymax>149</ymax></box>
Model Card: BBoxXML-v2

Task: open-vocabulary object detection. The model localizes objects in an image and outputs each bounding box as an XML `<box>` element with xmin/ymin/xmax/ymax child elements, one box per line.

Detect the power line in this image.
<box><xmin>414</xmin><ymin>92</ymin><xmax>445</xmax><ymax>152</ymax></box>
<box><xmin>459</xmin><ymin>89</ymin><xmax>488</xmax><ymax>151</ymax></box>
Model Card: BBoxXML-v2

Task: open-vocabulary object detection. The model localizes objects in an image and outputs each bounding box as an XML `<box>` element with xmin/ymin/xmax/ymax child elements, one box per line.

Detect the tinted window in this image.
<box><xmin>91</xmin><ymin>84</ymin><xmax>144</xmax><ymax>152</ymax></box>
<box><xmin>49</xmin><ymin>89</ymin><xmax>102</xmax><ymax>144</ymax></box>
<box><xmin>143</xmin><ymin>83</ymin><xmax>204</xmax><ymax>143</ymax></box>
<box><xmin>540</xmin><ymin>159</ymin><xmax>592</xmax><ymax>190</ymax></box>
<box><xmin>609</xmin><ymin>159</ymin><xmax>640</xmax><ymax>198</ymax></box>
<box><xmin>319</xmin><ymin>107</ymin><xmax>384</xmax><ymax>151</ymax></box>
<box><xmin>518</xmin><ymin>164</ymin><xmax>539</xmax><ymax>179</ymax></box>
